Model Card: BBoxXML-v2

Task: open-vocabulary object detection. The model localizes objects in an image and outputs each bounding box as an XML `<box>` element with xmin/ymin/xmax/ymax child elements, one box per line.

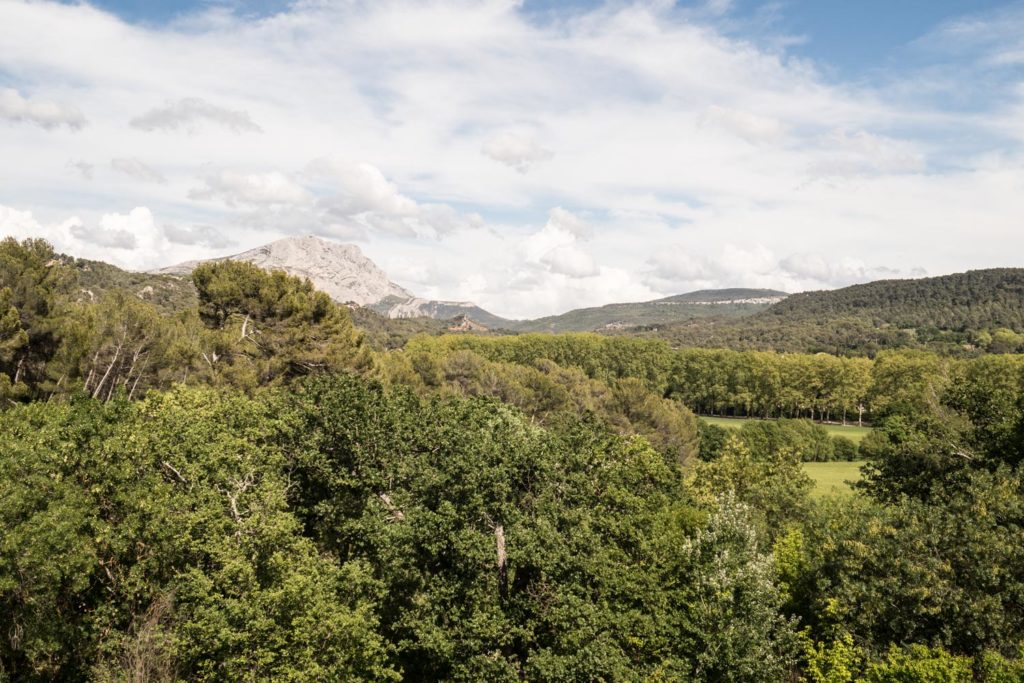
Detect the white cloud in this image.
<box><xmin>110</xmin><ymin>157</ymin><xmax>166</xmax><ymax>184</ymax></box>
<box><xmin>809</xmin><ymin>129</ymin><xmax>925</xmax><ymax>179</ymax></box>
<box><xmin>699</xmin><ymin>105</ymin><xmax>785</xmax><ymax>144</ymax></box>
<box><xmin>540</xmin><ymin>244</ymin><xmax>600</xmax><ymax>278</ymax></box>
<box><xmin>0</xmin><ymin>205</ymin><xmax>166</xmax><ymax>264</ymax></box>
<box><xmin>481</xmin><ymin>132</ymin><xmax>554</xmax><ymax>172</ymax></box>
<box><xmin>0</xmin><ymin>0</ymin><xmax>1022</xmax><ymax>316</ymax></box>
<box><xmin>70</xmin><ymin>221</ymin><xmax>136</xmax><ymax>249</ymax></box>
<box><xmin>308</xmin><ymin>159</ymin><xmax>419</xmax><ymax>217</ymax></box>
<box><xmin>68</xmin><ymin>160</ymin><xmax>94</xmax><ymax>180</ymax></box>
<box><xmin>130</xmin><ymin>97</ymin><xmax>261</xmax><ymax>133</ymax></box>
<box><xmin>190</xmin><ymin>169</ymin><xmax>312</xmax><ymax>206</ymax></box>
<box><xmin>646</xmin><ymin>243</ymin><xmax>928</xmax><ymax>294</ymax></box>
<box><xmin>163</xmin><ymin>223</ymin><xmax>234</xmax><ymax>249</ymax></box>
<box><xmin>522</xmin><ymin>208</ymin><xmax>599</xmax><ymax>278</ymax></box>
<box><xmin>0</xmin><ymin>88</ymin><xmax>85</xmax><ymax>130</ymax></box>
<box><xmin>308</xmin><ymin>159</ymin><xmax>485</xmax><ymax>238</ymax></box>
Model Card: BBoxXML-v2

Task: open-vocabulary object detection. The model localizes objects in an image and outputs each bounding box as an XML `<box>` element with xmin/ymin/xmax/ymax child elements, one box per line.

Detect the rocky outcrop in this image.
<box><xmin>154</xmin><ymin>235</ymin><xmax>412</xmax><ymax>306</ymax></box>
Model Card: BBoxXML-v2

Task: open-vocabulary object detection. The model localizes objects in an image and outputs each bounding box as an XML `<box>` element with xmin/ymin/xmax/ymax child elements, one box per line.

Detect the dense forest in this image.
<box><xmin>4</xmin><ymin>237</ymin><xmax>1024</xmax><ymax>681</ymax></box>
<box><xmin>632</xmin><ymin>269</ymin><xmax>1024</xmax><ymax>356</ymax></box>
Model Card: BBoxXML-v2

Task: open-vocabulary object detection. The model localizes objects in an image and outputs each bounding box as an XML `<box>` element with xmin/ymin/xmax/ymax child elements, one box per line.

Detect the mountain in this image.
<box><xmin>155</xmin><ymin>235</ymin><xmax>412</xmax><ymax>307</ymax></box>
<box><xmin>369</xmin><ymin>296</ymin><xmax>511</xmax><ymax>329</ymax></box>
<box><xmin>511</xmin><ymin>288</ymin><xmax>787</xmax><ymax>333</ymax></box>
<box><xmin>155</xmin><ymin>235</ymin><xmax>510</xmax><ymax>324</ymax></box>
<box><xmin>639</xmin><ymin>269</ymin><xmax>1024</xmax><ymax>356</ymax></box>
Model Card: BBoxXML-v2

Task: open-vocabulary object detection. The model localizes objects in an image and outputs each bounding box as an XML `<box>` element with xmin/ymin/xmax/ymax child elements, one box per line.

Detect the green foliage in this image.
<box><xmin>290</xmin><ymin>374</ymin><xmax>707</xmax><ymax>680</ymax></box>
<box><xmin>672</xmin><ymin>495</ymin><xmax>801</xmax><ymax>681</ymax></box>
<box><xmin>977</xmin><ymin>647</ymin><xmax>1024</xmax><ymax>683</ymax></box>
<box><xmin>862</xmin><ymin>644</ymin><xmax>972</xmax><ymax>683</ymax></box>
<box><xmin>643</xmin><ymin>268</ymin><xmax>1024</xmax><ymax>356</ymax></box>
<box><xmin>803</xmin><ymin>631</ymin><xmax>865</xmax><ymax>683</ymax></box>
<box><xmin>511</xmin><ymin>288</ymin><xmax>784</xmax><ymax>333</ymax></box>
<box><xmin>6</xmin><ymin>239</ymin><xmax>1024</xmax><ymax>681</ymax></box>
<box><xmin>0</xmin><ymin>389</ymin><xmax>395</xmax><ymax>681</ymax></box>
<box><xmin>404</xmin><ymin>332</ymin><xmax>674</xmax><ymax>388</ymax></box>
<box><xmin>693</xmin><ymin>435</ymin><xmax>813</xmax><ymax>541</ymax></box>
<box><xmin>192</xmin><ymin>260</ymin><xmax>372</xmax><ymax>387</ymax></box>
<box><xmin>379</xmin><ymin>346</ymin><xmax>700</xmax><ymax>465</ymax></box>
<box><xmin>796</xmin><ymin>469</ymin><xmax>1024</xmax><ymax>659</ymax></box>
<box><xmin>700</xmin><ymin>418</ymin><xmax>847</xmax><ymax>463</ymax></box>
<box><xmin>0</xmin><ymin>238</ymin><xmax>74</xmax><ymax>397</ymax></box>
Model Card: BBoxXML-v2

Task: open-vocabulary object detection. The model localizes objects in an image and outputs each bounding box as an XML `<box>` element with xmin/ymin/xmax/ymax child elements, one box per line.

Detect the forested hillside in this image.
<box><xmin>642</xmin><ymin>269</ymin><xmax>1024</xmax><ymax>356</ymax></box>
<box><xmin>509</xmin><ymin>288</ymin><xmax>786</xmax><ymax>333</ymax></box>
<box><xmin>5</xmin><ymin>236</ymin><xmax>1024</xmax><ymax>680</ymax></box>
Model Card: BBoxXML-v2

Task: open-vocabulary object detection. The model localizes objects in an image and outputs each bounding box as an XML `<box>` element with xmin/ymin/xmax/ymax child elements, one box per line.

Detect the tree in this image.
<box><xmin>692</xmin><ymin>435</ymin><xmax>813</xmax><ymax>541</ymax></box>
<box><xmin>670</xmin><ymin>496</ymin><xmax>801</xmax><ymax>682</ymax></box>
<box><xmin>192</xmin><ymin>261</ymin><xmax>371</xmax><ymax>387</ymax></box>
<box><xmin>0</xmin><ymin>388</ymin><xmax>396</xmax><ymax>681</ymax></box>
<box><xmin>0</xmin><ymin>238</ymin><xmax>74</xmax><ymax>398</ymax></box>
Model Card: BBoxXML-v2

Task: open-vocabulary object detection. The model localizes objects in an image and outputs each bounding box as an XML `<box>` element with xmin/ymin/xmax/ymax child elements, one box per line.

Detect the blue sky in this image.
<box><xmin>4</xmin><ymin>0</ymin><xmax>1024</xmax><ymax>317</ymax></box>
<box><xmin>79</xmin><ymin>0</ymin><xmax>1017</xmax><ymax>73</ymax></box>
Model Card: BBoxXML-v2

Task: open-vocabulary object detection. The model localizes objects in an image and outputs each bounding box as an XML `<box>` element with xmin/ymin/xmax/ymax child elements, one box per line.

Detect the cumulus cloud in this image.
<box><xmin>1</xmin><ymin>1</ymin><xmax>1022</xmax><ymax>316</ymax></box>
<box><xmin>163</xmin><ymin>223</ymin><xmax>234</xmax><ymax>249</ymax></box>
<box><xmin>779</xmin><ymin>253</ymin><xmax>926</xmax><ymax>287</ymax></box>
<box><xmin>69</xmin><ymin>207</ymin><xmax>162</xmax><ymax>251</ymax></box>
<box><xmin>699</xmin><ymin>105</ymin><xmax>785</xmax><ymax>144</ymax></box>
<box><xmin>309</xmin><ymin>160</ymin><xmax>419</xmax><ymax>217</ymax></box>
<box><xmin>809</xmin><ymin>130</ymin><xmax>925</xmax><ymax>178</ymax></box>
<box><xmin>68</xmin><ymin>160</ymin><xmax>94</xmax><ymax>180</ymax></box>
<box><xmin>540</xmin><ymin>245</ymin><xmax>600</xmax><ymax>278</ymax></box>
<box><xmin>522</xmin><ymin>208</ymin><xmax>600</xmax><ymax>278</ymax></box>
<box><xmin>308</xmin><ymin>159</ymin><xmax>484</xmax><ymax>238</ymax></box>
<box><xmin>190</xmin><ymin>169</ymin><xmax>312</xmax><ymax>206</ymax></box>
<box><xmin>646</xmin><ymin>244</ymin><xmax>927</xmax><ymax>293</ymax></box>
<box><xmin>481</xmin><ymin>132</ymin><xmax>554</xmax><ymax>172</ymax></box>
<box><xmin>0</xmin><ymin>88</ymin><xmax>85</xmax><ymax>130</ymax></box>
<box><xmin>0</xmin><ymin>204</ymin><xmax>209</xmax><ymax>270</ymax></box>
<box><xmin>0</xmin><ymin>205</ymin><xmax>150</xmax><ymax>254</ymax></box>
<box><xmin>70</xmin><ymin>221</ymin><xmax>136</xmax><ymax>249</ymax></box>
<box><xmin>110</xmin><ymin>157</ymin><xmax>166</xmax><ymax>184</ymax></box>
<box><xmin>130</xmin><ymin>98</ymin><xmax>262</xmax><ymax>133</ymax></box>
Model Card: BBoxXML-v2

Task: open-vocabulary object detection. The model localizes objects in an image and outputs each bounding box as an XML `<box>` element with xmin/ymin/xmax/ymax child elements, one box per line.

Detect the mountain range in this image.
<box><xmin>152</xmin><ymin>235</ymin><xmax>787</xmax><ymax>332</ymax></box>
<box><xmin>64</xmin><ymin>234</ymin><xmax>1024</xmax><ymax>355</ymax></box>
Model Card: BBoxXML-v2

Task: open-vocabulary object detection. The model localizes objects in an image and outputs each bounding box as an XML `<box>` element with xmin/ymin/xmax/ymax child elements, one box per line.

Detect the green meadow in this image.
<box><xmin>699</xmin><ymin>415</ymin><xmax>872</xmax><ymax>444</ymax></box>
<box><xmin>803</xmin><ymin>461</ymin><xmax>865</xmax><ymax>497</ymax></box>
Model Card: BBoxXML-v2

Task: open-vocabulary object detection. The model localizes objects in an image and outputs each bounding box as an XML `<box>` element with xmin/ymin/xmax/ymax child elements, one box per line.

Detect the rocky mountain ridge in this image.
<box><xmin>156</xmin><ymin>235</ymin><xmax>504</xmax><ymax>322</ymax></box>
<box><xmin>155</xmin><ymin>235</ymin><xmax>413</xmax><ymax>307</ymax></box>
<box><xmin>154</xmin><ymin>236</ymin><xmax>789</xmax><ymax>332</ymax></box>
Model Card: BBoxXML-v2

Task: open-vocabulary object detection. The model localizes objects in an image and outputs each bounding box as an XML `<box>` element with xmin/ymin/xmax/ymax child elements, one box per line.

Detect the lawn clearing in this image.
<box><xmin>699</xmin><ymin>416</ymin><xmax>872</xmax><ymax>444</ymax></box>
<box><xmin>803</xmin><ymin>461</ymin><xmax>865</xmax><ymax>498</ymax></box>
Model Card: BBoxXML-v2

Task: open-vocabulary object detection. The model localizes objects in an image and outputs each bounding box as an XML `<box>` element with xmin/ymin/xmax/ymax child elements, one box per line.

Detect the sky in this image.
<box><xmin>2</xmin><ymin>0</ymin><xmax>1024</xmax><ymax>319</ymax></box>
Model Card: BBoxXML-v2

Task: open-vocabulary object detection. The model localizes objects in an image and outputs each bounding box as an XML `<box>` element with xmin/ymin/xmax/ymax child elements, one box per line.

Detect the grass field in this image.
<box><xmin>802</xmin><ymin>461</ymin><xmax>865</xmax><ymax>497</ymax></box>
<box><xmin>699</xmin><ymin>416</ymin><xmax>872</xmax><ymax>444</ymax></box>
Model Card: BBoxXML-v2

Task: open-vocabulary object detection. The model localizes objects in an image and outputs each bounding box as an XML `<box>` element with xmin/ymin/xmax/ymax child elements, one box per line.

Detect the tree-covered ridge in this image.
<box><xmin>642</xmin><ymin>268</ymin><xmax>1024</xmax><ymax>356</ymax></box>
<box><xmin>766</xmin><ymin>268</ymin><xmax>1024</xmax><ymax>330</ymax></box>
<box><xmin>71</xmin><ymin>258</ymin><xmax>198</xmax><ymax>313</ymax></box>
<box><xmin>508</xmin><ymin>288</ymin><xmax>787</xmax><ymax>333</ymax></box>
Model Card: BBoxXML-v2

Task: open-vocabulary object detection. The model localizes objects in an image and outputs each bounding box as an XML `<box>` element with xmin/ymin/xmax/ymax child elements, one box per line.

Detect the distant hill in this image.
<box><xmin>369</xmin><ymin>296</ymin><xmax>511</xmax><ymax>329</ymax></box>
<box><xmin>72</xmin><ymin>258</ymin><xmax>198</xmax><ymax>312</ymax></box>
<box><xmin>639</xmin><ymin>269</ymin><xmax>1024</xmax><ymax>355</ymax></box>
<box><xmin>511</xmin><ymin>289</ymin><xmax>787</xmax><ymax>333</ymax></box>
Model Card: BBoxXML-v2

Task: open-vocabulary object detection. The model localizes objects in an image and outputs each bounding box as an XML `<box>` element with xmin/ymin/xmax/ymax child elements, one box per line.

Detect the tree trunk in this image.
<box><xmin>494</xmin><ymin>523</ymin><xmax>508</xmax><ymax>602</ymax></box>
<box><xmin>92</xmin><ymin>338</ymin><xmax>124</xmax><ymax>400</ymax></box>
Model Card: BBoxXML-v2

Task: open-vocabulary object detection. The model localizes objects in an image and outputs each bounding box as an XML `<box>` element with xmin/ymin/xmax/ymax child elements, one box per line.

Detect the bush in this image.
<box><xmin>863</xmin><ymin>644</ymin><xmax>971</xmax><ymax>683</ymax></box>
<box><xmin>832</xmin><ymin>436</ymin><xmax>859</xmax><ymax>461</ymax></box>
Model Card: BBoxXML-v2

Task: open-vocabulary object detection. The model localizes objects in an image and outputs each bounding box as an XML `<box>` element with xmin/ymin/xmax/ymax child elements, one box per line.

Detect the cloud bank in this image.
<box><xmin>0</xmin><ymin>0</ymin><xmax>1022</xmax><ymax>317</ymax></box>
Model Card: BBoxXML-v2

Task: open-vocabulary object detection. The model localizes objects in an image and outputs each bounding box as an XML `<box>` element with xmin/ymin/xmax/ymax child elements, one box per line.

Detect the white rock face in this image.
<box><xmin>154</xmin><ymin>235</ymin><xmax>413</xmax><ymax>306</ymax></box>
